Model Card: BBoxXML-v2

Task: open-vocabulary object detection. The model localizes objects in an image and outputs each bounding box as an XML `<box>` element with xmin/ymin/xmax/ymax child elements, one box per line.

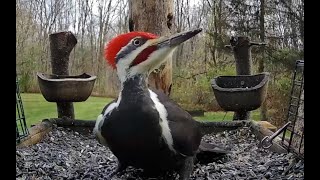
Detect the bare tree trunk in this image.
<box><xmin>129</xmin><ymin>0</ymin><xmax>174</xmax><ymax>95</ymax></box>
<box><xmin>288</xmin><ymin>0</ymin><xmax>298</xmax><ymax>48</ymax></box>
<box><xmin>211</xmin><ymin>0</ymin><xmax>218</xmax><ymax>66</ymax></box>
<box><xmin>173</xmin><ymin>0</ymin><xmax>184</xmax><ymax>68</ymax></box>
<box><xmin>259</xmin><ymin>0</ymin><xmax>268</xmax><ymax>121</ymax></box>
<box><xmin>299</xmin><ymin>0</ymin><xmax>304</xmax><ymax>49</ymax></box>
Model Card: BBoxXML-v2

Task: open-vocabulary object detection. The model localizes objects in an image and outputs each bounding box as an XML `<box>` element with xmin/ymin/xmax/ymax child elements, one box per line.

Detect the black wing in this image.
<box><xmin>101</xmin><ymin>98</ymin><xmax>118</xmax><ymax>115</ymax></box>
<box><xmin>151</xmin><ymin>88</ymin><xmax>202</xmax><ymax>156</ymax></box>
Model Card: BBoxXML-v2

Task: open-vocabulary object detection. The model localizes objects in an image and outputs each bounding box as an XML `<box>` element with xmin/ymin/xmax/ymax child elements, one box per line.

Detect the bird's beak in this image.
<box><xmin>156</xmin><ymin>28</ymin><xmax>202</xmax><ymax>48</ymax></box>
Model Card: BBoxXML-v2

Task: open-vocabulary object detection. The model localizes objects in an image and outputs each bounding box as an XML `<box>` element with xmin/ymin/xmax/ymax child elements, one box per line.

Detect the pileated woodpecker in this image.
<box><xmin>94</xmin><ymin>28</ymin><xmax>228</xmax><ymax>180</ymax></box>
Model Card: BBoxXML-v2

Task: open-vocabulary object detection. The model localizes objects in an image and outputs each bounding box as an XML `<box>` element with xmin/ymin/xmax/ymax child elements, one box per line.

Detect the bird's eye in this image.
<box><xmin>133</xmin><ymin>39</ymin><xmax>140</xmax><ymax>46</ymax></box>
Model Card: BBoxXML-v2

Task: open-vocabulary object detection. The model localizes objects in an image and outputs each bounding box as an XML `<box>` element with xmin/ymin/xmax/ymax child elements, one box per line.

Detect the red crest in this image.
<box><xmin>105</xmin><ymin>32</ymin><xmax>158</xmax><ymax>69</ymax></box>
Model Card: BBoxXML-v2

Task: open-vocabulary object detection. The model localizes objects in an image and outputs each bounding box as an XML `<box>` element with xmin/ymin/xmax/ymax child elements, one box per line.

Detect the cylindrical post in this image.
<box><xmin>224</xmin><ymin>37</ymin><xmax>266</xmax><ymax>120</ymax></box>
<box><xmin>230</xmin><ymin>36</ymin><xmax>252</xmax><ymax>75</ymax></box>
<box><xmin>49</xmin><ymin>31</ymin><xmax>77</xmax><ymax>119</ymax></box>
<box><xmin>230</xmin><ymin>36</ymin><xmax>252</xmax><ymax>120</ymax></box>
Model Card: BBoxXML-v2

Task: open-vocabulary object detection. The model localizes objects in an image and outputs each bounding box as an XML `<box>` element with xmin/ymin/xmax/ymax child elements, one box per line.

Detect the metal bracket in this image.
<box><xmin>260</xmin><ymin>122</ymin><xmax>291</xmax><ymax>149</ymax></box>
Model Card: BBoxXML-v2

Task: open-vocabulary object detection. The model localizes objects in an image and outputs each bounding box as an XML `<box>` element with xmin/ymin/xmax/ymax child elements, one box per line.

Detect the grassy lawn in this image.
<box><xmin>19</xmin><ymin>93</ymin><xmax>113</xmax><ymax>127</ymax></box>
<box><xmin>194</xmin><ymin>110</ymin><xmax>260</xmax><ymax>122</ymax></box>
<box><xmin>18</xmin><ymin>93</ymin><xmax>261</xmax><ymax>128</ymax></box>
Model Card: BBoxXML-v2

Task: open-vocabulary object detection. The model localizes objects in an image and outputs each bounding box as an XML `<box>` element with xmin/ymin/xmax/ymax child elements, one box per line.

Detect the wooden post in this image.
<box><xmin>230</xmin><ymin>36</ymin><xmax>252</xmax><ymax>75</ymax></box>
<box><xmin>228</xmin><ymin>36</ymin><xmax>266</xmax><ymax>120</ymax></box>
<box><xmin>49</xmin><ymin>31</ymin><xmax>77</xmax><ymax>119</ymax></box>
<box><xmin>229</xmin><ymin>36</ymin><xmax>251</xmax><ymax>120</ymax></box>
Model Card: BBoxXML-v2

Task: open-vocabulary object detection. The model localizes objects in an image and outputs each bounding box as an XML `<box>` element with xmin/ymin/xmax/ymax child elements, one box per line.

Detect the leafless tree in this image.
<box><xmin>16</xmin><ymin>0</ymin><xmax>304</xmax><ymax>124</ymax></box>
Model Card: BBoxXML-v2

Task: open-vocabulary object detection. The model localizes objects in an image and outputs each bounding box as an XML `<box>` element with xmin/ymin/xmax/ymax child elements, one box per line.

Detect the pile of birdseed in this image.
<box><xmin>16</xmin><ymin>126</ymin><xmax>304</xmax><ymax>180</ymax></box>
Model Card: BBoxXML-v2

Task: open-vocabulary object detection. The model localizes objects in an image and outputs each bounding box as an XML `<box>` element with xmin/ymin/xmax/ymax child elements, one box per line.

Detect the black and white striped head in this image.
<box><xmin>105</xmin><ymin>29</ymin><xmax>202</xmax><ymax>82</ymax></box>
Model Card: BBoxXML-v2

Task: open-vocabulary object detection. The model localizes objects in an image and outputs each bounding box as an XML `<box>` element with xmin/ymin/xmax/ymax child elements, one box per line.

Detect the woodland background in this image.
<box><xmin>16</xmin><ymin>0</ymin><xmax>304</xmax><ymax>126</ymax></box>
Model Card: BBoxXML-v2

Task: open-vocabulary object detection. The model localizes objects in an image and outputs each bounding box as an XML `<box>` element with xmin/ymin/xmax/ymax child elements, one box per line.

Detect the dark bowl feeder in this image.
<box><xmin>37</xmin><ymin>72</ymin><xmax>96</xmax><ymax>102</ymax></box>
<box><xmin>211</xmin><ymin>72</ymin><xmax>270</xmax><ymax>111</ymax></box>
